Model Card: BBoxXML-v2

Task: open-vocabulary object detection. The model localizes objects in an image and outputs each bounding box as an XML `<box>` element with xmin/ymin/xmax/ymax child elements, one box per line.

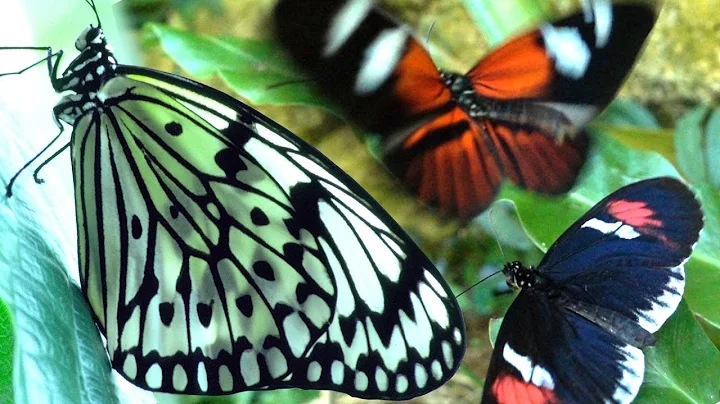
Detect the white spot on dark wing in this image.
<box><xmin>612</xmin><ymin>344</ymin><xmax>645</xmax><ymax>404</ymax></box>
<box><xmin>502</xmin><ymin>343</ymin><xmax>555</xmax><ymax>389</ymax></box>
<box><xmin>219</xmin><ymin>365</ymin><xmax>233</xmax><ymax>392</ymax></box>
<box><xmin>636</xmin><ymin>265</ymin><xmax>685</xmax><ymax>333</ymax></box>
<box><xmin>265</xmin><ymin>347</ymin><xmax>289</xmax><ymax>379</ymax></box>
<box><xmin>442</xmin><ymin>341</ymin><xmax>454</xmax><ymax>370</ymax></box>
<box><xmin>240</xmin><ymin>350</ymin><xmax>261</xmax><ymax>386</ymax></box>
<box><xmin>396</xmin><ymin>374</ymin><xmax>409</xmax><ymax>394</ymax></box>
<box><xmin>424</xmin><ymin>270</ymin><xmax>449</xmax><ymax>298</ymax></box>
<box><xmin>290</xmin><ymin>153</ymin><xmax>350</xmax><ymax>192</ymax></box>
<box><xmin>331</xmin><ymin>360</ymin><xmax>345</xmax><ymax>385</ymax></box>
<box><xmin>540</xmin><ymin>24</ymin><xmax>591</xmax><ymax>79</ymax></box>
<box><xmin>301</xmin><ymin>294</ymin><xmax>332</xmax><ymax>329</ymax></box>
<box><xmin>581</xmin><ymin>218</ymin><xmax>640</xmax><ymax>239</ymax></box>
<box><xmin>414</xmin><ymin>363</ymin><xmax>428</xmax><ymax>389</ymax></box>
<box><xmin>589</xmin><ymin>0</ymin><xmax>613</xmax><ymax>47</ymax></box>
<box><xmin>418</xmin><ymin>281</ymin><xmax>450</xmax><ymax>328</ymax></box>
<box><xmin>355</xmin><ymin>371</ymin><xmax>369</xmax><ymax>392</ymax></box>
<box><xmin>122</xmin><ymin>354</ymin><xmax>137</xmax><ymax>380</ymax></box>
<box><xmin>325</xmin><ymin>0</ymin><xmax>373</xmax><ymax>56</ymax></box>
<box><xmin>283</xmin><ymin>312</ymin><xmax>311</xmax><ymax>357</ymax></box>
<box><xmin>307</xmin><ymin>361</ymin><xmax>322</xmax><ymax>382</ymax></box>
<box><xmin>172</xmin><ymin>364</ymin><xmax>188</xmax><ymax>392</ymax></box>
<box><xmin>375</xmin><ymin>367</ymin><xmax>389</xmax><ymax>392</ymax></box>
<box><xmin>145</xmin><ymin>363</ymin><xmax>163</xmax><ymax>389</ymax></box>
<box><xmin>430</xmin><ymin>360</ymin><xmax>443</xmax><ymax>381</ymax></box>
<box><xmin>453</xmin><ymin>328</ymin><xmax>462</xmax><ymax>345</ymax></box>
<box><xmin>197</xmin><ymin>362</ymin><xmax>208</xmax><ymax>392</ymax></box>
<box><xmin>356</xmin><ymin>27</ymin><xmax>408</xmax><ymax>94</ymax></box>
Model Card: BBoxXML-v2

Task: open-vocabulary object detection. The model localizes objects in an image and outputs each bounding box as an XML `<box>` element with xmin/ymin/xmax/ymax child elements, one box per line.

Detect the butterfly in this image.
<box><xmin>274</xmin><ymin>0</ymin><xmax>656</xmax><ymax>220</ymax></box>
<box><xmin>1</xmin><ymin>0</ymin><xmax>465</xmax><ymax>399</ymax></box>
<box><xmin>482</xmin><ymin>177</ymin><xmax>703</xmax><ymax>404</ymax></box>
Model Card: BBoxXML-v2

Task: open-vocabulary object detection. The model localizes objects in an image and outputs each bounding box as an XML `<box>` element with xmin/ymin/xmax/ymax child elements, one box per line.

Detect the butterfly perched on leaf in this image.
<box><xmin>1</xmin><ymin>0</ymin><xmax>465</xmax><ymax>399</ymax></box>
<box><xmin>482</xmin><ymin>177</ymin><xmax>703</xmax><ymax>404</ymax></box>
<box><xmin>273</xmin><ymin>0</ymin><xmax>657</xmax><ymax>220</ymax></box>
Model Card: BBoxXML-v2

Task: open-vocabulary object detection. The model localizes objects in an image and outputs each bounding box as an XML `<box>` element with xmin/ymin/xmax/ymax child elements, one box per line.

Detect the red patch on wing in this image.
<box><xmin>392</xmin><ymin>40</ymin><xmax>450</xmax><ymax>115</ymax></box>
<box><xmin>607</xmin><ymin>200</ymin><xmax>663</xmax><ymax>228</ymax></box>
<box><xmin>491</xmin><ymin>373</ymin><xmax>558</xmax><ymax>404</ymax></box>
<box><xmin>467</xmin><ymin>31</ymin><xmax>554</xmax><ymax>99</ymax></box>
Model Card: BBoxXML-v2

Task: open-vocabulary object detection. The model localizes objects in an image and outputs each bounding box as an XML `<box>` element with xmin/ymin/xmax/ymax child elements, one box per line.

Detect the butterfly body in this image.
<box><xmin>275</xmin><ymin>0</ymin><xmax>656</xmax><ymax>219</ymax></box>
<box><xmin>9</xmin><ymin>10</ymin><xmax>465</xmax><ymax>398</ymax></box>
<box><xmin>483</xmin><ymin>178</ymin><xmax>703</xmax><ymax>404</ymax></box>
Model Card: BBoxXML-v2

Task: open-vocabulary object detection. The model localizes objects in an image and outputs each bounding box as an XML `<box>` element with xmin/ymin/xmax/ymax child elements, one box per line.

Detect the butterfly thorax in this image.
<box><xmin>502</xmin><ymin>260</ymin><xmax>549</xmax><ymax>291</ymax></box>
<box><xmin>54</xmin><ymin>25</ymin><xmax>118</xmax><ymax>124</ymax></box>
<box><xmin>440</xmin><ymin>70</ymin><xmax>577</xmax><ymax>140</ymax></box>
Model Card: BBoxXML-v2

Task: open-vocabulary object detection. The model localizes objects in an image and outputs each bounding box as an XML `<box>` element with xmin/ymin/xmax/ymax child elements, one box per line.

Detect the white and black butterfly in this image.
<box><xmin>483</xmin><ymin>177</ymin><xmax>703</xmax><ymax>403</ymax></box>
<box><xmin>1</xmin><ymin>1</ymin><xmax>465</xmax><ymax>399</ymax></box>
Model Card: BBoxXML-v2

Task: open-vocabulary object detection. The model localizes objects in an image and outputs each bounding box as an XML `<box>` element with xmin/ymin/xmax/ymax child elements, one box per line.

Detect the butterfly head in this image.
<box><xmin>75</xmin><ymin>25</ymin><xmax>105</xmax><ymax>51</ymax></box>
<box><xmin>503</xmin><ymin>261</ymin><xmax>540</xmax><ymax>290</ymax></box>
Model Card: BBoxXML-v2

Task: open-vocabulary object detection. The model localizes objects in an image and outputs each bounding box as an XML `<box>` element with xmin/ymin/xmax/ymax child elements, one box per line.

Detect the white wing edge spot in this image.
<box><xmin>355</xmin><ymin>371</ymin><xmax>369</xmax><ymax>392</ymax></box>
<box><xmin>266</xmin><ymin>347</ymin><xmax>289</xmax><ymax>379</ymax></box>
<box><xmin>356</xmin><ymin>27</ymin><xmax>407</xmax><ymax>94</ymax></box>
<box><xmin>453</xmin><ymin>328</ymin><xmax>462</xmax><ymax>345</ymax></box>
<box><xmin>145</xmin><ymin>363</ymin><xmax>163</xmax><ymax>389</ymax></box>
<box><xmin>123</xmin><ymin>354</ymin><xmax>137</xmax><ymax>380</ymax></box>
<box><xmin>331</xmin><ymin>360</ymin><xmax>345</xmax><ymax>385</ymax></box>
<box><xmin>218</xmin><ymin>364</ymin><xmax>234</xmax><ymax>392</ymax></box>
<box><xmin>198</xmin><ymin>362</ymin><xmax>209</xmax><ymax>392</ymax></box>
<box><xmin>414</xmin><ymin>363</ymin><xmax>428</xmax><ymax>389</ymax></box>
<box><xmin>396</xmin><ymin>374</ymin><xmax>409</xmax><ymax>394</ymax></box>
<box><xmin>307</xmin><ymin>361</ymin><xmax>322</xmax><ymax>382</ymax></box>
<box><xmin>612</xmin><ymin>344</ymin><xmax>645</xmax><ymax>404</ymax></box>
<box><xmin>502</xmin><ymin>343</ymin><xmax>555</xmax><ymax>389</ymax></box>
<box><xmin>375</xmin><ymin>366</ymin><xmax>389</xmax><ymax>392</ymax></box>
<box><xmin>240</xmin><ymin>350</ymin><xmax>261</xmax><ymax>387</ymax></box>
<box><xmin>430</xmin><ymin>360</ymin><xmax>442</xmax><ymax>381</ymax></box>
<box><xmin>172</xmin><ymin>364</ymin><xmax>188</xmax><ymax>392</ymax></box>
<box><xmin>325</xmin><ymin>0</ymin><xmax>373</xmax><ymax>57</ymax></box>
<box><xmin>424</xmin><ymin>269</ymin><xmax>449</xmax><ymax>298</ymax></box>
<box><xmin>636</xmin><ymin>264</ymin><xmax>685</xmax><ymax>333</ymax></box>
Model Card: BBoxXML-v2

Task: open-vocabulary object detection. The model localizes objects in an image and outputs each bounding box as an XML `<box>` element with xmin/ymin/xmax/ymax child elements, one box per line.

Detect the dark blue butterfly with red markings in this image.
<box><xmin>274</xmin><ymin>0</ymin><xmax>656</xmax><ymax>220</ymax></box>
<box><xmin>483</xmin><ymin>177</ymin><xmax>703</xmax><ymax>404</ymax></box>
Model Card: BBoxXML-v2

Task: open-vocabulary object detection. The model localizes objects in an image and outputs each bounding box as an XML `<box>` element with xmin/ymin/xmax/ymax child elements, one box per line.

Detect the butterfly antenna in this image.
<box><xmin>424</xmin><ymin>20</ymin><xmax>436</xmax><ymax>48</ymax></box>
<box><xmin>85</xmin><ymin>0</ymin><xmax>102</xmax><ymax>28</ymax></box>
<box><xmin>455</xmin><ymin>268</ymin><xmax>504</xmax><ymax>299</ymax></box>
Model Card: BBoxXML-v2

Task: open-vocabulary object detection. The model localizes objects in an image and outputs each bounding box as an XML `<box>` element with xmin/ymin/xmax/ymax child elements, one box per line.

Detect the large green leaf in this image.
<box><xmin>144</xmin><ymin>23</ymin><xmax>339</xmax><ymax>113</ymax></box>
<box><xmin>675</xmin><ymin>105</ymin><xmax>720</xmax><ymax>188</ymax></box>
<box><xmin>636</xmin><ymin>300</ymin><xmax>720</xmax><ymax>403</ymax></box>
<box><xmin>0</xmin><ymin>297</ymin><xmax>13</xmax><ymax>403</ymax></box>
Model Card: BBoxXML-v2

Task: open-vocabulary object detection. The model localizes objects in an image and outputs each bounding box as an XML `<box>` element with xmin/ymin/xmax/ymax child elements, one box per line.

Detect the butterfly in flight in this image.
<box><xmin>1</xmin><ymin>0</ymin><xmax>465</xmax><ymax>399</ymax></box>
<box><xmin>274</xmin><ymin>0</ymin><xmax>657</xmax><ymax>220</ymax></box>
<box><xmin>482</xmin><ymin>177</ymin><xmax>703</xmax><ymax>404</ymax></box>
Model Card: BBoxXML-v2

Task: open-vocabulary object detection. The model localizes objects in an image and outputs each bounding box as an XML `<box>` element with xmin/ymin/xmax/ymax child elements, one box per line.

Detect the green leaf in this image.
<box><xmin>488</xmin><ymin>317</ymin><xmax>503</xmax><ymax>348</ymax></box>
<box><xmin>0</xmin><ymin>298</ymin><xmax>14</xmax><ymax>403</ymax></box>
<box><xmin>636</xmin><ymin>300</ymin><xmax>720</xmax><ymax>403</ymax></box>
<box><xmin>144</xmin><ymin>23</ymin><xmax>339</xmax><ymax>112</ymax></box>
<box><xmin>499</xmin><ymin>131</ymin><xmax>720</xmax><ymax>330</ymax></box>
<box><xmin>593</xmin><ymin>99</ymin><xmax>676</xmax><ymax>166</ymax></box>
<box><xmin>675</xmin><ymin>105</ymin><xmax>720</xmax><ymax>188</ymax></box>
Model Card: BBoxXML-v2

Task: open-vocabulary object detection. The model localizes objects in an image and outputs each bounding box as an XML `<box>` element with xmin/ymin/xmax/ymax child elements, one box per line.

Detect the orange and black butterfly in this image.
<box><xmin>274</xmin><ymin>0</ymin><xmax>656</xmax><ymax>220</ymax></box>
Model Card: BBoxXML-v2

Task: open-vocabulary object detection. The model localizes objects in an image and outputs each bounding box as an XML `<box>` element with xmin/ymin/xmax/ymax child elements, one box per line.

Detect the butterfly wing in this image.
<box><xmin>386</xmin><ymin>110</ymin><xmax>588</xmax><ymax>219</ymax></box>
<box><xmin>482</xmin><ymin>291</ymin><xmax>646</xmax><ymax>404</ymax></box>
<box><xmin>73</xmin><ymin>66</ymin><xmax>465</xmax><ymax>398</ymax></box>
<box><xmin>483</xmin><ymin>178</ymin><xmax>702</xmax><ymax>403</ymax></box>
<box><xmin>537</xmin><ymin>177</ymin><xmax>703</xmax><ymax>333</ymax></box>
<box><xmin>468</xmin><ymin>2</ymin><xmax>657</xmax><ymax>132</ymax></box>
<box><xmin>273</xmin><ymin>0</ymin><xmax>450</xmax><ymax>135</ymax></box>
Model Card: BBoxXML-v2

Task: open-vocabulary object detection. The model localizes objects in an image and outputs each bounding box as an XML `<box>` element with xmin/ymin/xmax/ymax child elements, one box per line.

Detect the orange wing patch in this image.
<box><xmin>468</xmin><ymin>32</ymin><xmax>554</xmax><ymax>100</ymax></box>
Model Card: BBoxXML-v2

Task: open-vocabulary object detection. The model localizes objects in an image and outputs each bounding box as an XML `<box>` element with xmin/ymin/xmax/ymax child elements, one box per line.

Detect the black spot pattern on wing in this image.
<box><xmin>253</xmin><ymin>261</ymin><xmax>276</xmax><ymax>281</ymax></box>
<box><xmin>197</xmin><ymin>301</ymin><xmax>214</xmax><ymax>328</ymax></box>
<box><xmin>251</xmin><ymin>207</ymin><xmax>270</xmax><ymax>226</ymax></box>
<box><xmin>165</xmin><ymin>121</ymin><xmax>182</xmax><ymax>136</ymax></box>
<box><xmin>236</xmin><ymin>295</ymin><xmax>253</xmax><ymax>317</ymax></box>
<box><xmin>131</xmin><ymin>215</ymin><xmax>142</xmax><ymax>239</ymax></box>
<box><xmin>159</xmin><ymin>302</ymin><xmax>174</xmax><ymax>326</ymax></box>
